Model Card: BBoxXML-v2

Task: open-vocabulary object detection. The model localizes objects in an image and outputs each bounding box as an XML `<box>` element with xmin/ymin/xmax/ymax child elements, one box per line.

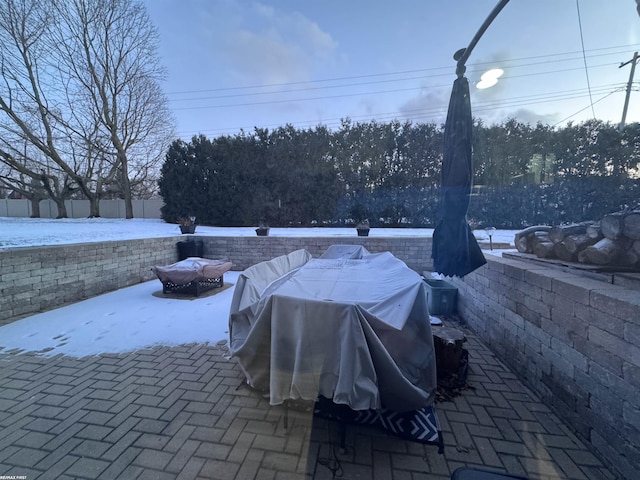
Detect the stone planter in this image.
<box><xmin>255</xmin><ymin>227</ymin><xmax>270</xmax><ymax>236</ymax></box>
<box><xmin>180</xmin><ymin>225</ymin><xmax>196</xmax><ymax>234</ymax></box>
<box><xmin>356</xmin><ymin>228</ymin><xmax>370</xmax><ymax>237</ymax></box>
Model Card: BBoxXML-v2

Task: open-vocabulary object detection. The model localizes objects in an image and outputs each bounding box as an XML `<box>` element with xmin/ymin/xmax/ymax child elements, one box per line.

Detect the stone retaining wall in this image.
<box><xmin>195</xmin><ymin>235</ymin><xmax>432</xmax><ymax>271</ymax></box>
<box><xmin>0</xmin><ymin>235</ymin><xmax>433</xmax><ymax>326</ymax></box>
<box><xmin>447</xmin><ymin>255</ymin><xmax>640</xmax><ymax>480</ymax></box>
<box><xmin>0</xmin><ymin>237</ymin><xmax>179</xmax><ymax>326</ymax></box>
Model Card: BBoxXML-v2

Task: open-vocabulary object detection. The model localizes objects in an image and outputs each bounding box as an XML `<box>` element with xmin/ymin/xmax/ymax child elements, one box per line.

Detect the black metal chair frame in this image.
<box><xmin>161</xmin><ymin>275</ymin><xmax>224</xmax><ymax>297</ymax></box>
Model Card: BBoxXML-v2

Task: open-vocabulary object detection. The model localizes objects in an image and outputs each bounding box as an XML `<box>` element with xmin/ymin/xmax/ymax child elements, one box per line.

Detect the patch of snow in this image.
<box><xmin>0</xmin><ymin>273</ymin><xmax>240</xmax><ymax>358</ymax></box>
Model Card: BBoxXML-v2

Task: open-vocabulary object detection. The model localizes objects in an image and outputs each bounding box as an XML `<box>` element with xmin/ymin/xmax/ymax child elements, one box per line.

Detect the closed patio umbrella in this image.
<box><xmin>432</xmin><ymin>74</ymin><xmax>486</xmax><ymax>277</ymax></box>
<box><xmin>431</xmin><ymin>0</ymin><xmax>510</xmax><ymax>277</ymax></box>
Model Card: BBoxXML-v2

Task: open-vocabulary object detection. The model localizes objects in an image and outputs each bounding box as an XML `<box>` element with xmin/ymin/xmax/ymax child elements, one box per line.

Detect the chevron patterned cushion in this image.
<box><xmin>314</xmin><ymin>397</ymin><xmax>444</xmax><ymax>453</ymax></box>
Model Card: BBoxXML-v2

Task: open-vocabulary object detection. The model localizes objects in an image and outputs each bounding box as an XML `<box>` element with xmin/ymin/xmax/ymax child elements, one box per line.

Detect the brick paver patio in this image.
<box><xmin>0</xmin><ymin>323</ymin><xmax>618</xmax><ymax>479</ymax></box>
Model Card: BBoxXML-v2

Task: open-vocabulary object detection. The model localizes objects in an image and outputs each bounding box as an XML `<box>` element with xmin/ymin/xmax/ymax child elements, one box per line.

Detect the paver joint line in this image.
<box><xmin>0</xmin><ymin>324</ymin><xmax>622</xmax><ymax>480</ymax></box>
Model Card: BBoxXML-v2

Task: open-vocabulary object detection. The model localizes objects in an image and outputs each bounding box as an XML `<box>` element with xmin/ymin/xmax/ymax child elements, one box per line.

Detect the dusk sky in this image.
<box><xmin>144</xmin><ymin>1</ymin><xmax>640</xmax><ymax>140</ymax></box>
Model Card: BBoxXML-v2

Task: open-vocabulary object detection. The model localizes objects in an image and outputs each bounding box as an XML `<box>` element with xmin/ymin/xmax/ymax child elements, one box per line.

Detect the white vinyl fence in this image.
<box><xmin>0</xmin><ymin>198</ymin><xmax>163</xmax><ymax>219</ymax></box>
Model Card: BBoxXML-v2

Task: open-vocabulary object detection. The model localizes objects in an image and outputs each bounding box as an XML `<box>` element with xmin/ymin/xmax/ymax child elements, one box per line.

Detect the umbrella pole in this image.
<box><xmin>454</xmin><ymin>0</ymin><xmax>511</xmax><ymax>76</ymax></box>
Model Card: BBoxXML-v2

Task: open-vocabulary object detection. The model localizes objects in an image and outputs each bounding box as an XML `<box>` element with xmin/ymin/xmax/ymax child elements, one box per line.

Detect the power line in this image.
<box><xmin>167</xmin><ymin>59</ymin><xmax>620</xmax><ymax>106</ymax></box>
<box><xmin>172</xmin><ymin>85</ymin><xmax>436</xmax><ymax>111</ymax></box>
<box><xmin>575</xmin><ymin>0</ymin><xmax>596</xmax><ymax>118</ymax></box>
<box><xmin>176</xmin><ymin>83</ymin><xmax>625</xmax><ymax>138</ymax></box>
<box><xmin>169</xmin><ymin>74</ymin><xmax>448</xmax><ymax>104</ymax></box>
<box><xmin>169</xmin><ymin>62</ymin><xmax>618</xmax><ymax>112</ymax></box>
<box><xmin>553</xmin><ymin>90</ymin><xmax>619</xmax><ymax>126</ymax></box>
<box><xmin>168</xmin><ymin>40</ymin><xmax>640</xmax><ymax>137</ymax></box>
<box><xmin>164</xmin><ymin>42</ymin><xmax>640</xmax><ymax>98</ymax></box>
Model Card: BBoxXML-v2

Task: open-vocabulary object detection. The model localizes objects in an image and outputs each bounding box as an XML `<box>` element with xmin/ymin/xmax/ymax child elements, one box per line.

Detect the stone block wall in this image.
<box><xmin>447</xmin><ymin>255</ymin><xmax>640</xmax><ymax>479</ymax></box>
<box><xmin>0</xmin><ymin>235</ymin><xmax>433</xmax><ymax>326</ymax></box>
<box><xmin>196</xmin><ymin>235</ymin><xmax>432</xmax><ymax>272</ymax></box>
<box><xmin>0</xmin><ymin>237</ymin><xmax>180</xmax><ymax>326</ymax></box>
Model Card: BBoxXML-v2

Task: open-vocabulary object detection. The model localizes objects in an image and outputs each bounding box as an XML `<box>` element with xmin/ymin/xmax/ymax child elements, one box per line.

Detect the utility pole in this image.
<box><xmin>619</xmin><ymin>51</ymin><xmax>638</xmax><ymax>131</ymax></box>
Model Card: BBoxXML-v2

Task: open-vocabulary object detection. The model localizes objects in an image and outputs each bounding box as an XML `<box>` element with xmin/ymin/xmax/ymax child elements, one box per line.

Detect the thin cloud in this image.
<box><xmin>506</xmin><ymin>108</ymin><xmax>560</xmax><ymax>126</ymax></box>
<box><xmin>476</xmin><ymin>107</ymin><xmax>561</xmax><ymax>127</ymax></box>
<box><xmin>398</xmin><ymin>89</ymin><xmax>450</xmax><ymax>125</ymax></box>
<box><xmin>219</xmin><ymin>3</ymin><xmax>339</xmax><ymax>85</ymax></box>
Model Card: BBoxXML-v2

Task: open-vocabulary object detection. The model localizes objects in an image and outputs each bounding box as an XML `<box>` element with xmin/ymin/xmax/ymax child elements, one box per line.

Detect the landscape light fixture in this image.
<box><xmin>485</xmin><ymin>227</ymin><xmax>496</xmax><ymax>250</ymax></box>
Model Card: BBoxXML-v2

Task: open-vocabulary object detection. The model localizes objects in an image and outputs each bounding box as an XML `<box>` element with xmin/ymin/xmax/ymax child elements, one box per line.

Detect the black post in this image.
<box><xmin>454</xmin><ymin>0</ymin><xmax>511</xmax><ymax>76</ymax></box>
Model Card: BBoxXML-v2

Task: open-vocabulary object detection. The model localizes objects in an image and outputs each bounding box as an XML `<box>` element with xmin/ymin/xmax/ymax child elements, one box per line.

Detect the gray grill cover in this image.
<box><xmin>152</xmin><ymin>258</ymin><xmax>232</xmax><ymax>284</ymax></box>
<box><xmin>228</xmin><ymin>247</ymin><xmax>437</xmax><ymax>412</ymax></box>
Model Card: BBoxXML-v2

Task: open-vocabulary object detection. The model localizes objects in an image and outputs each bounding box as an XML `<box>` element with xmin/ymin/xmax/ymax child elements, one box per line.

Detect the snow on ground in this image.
<box><xmin>0</xmin><ymin>217</ymin><xmax>518</xmax><ymax>248</ymax></box>
<box><xmin>0</xmin><ymin>217</ymin><xmax>518</xmax><ymax>358</ymax></box>
<box><xmin>0</xmin><ymin>272</ymin><xmax>241</xmax><ymax>358</ymax></box>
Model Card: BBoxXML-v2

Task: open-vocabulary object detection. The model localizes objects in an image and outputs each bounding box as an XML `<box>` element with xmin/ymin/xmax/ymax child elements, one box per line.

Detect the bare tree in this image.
<box><xmin>0</xmin><ymin>141</ymin><xmax>47</xmax><ymax>217</ymax></box>
<box><xmin>0</xmin><ymin>0</ymin><xmax>75</xmax><ymax>217</ymax></box>
<box><xmin>0</xmin><ymin>0</ymin><xmax>174</xmax><ymax>218</ymax></box>
<box><xmin>53</xmin><ymin>0</ymin><xmax>174</xmax><ymax>218</ymax></box>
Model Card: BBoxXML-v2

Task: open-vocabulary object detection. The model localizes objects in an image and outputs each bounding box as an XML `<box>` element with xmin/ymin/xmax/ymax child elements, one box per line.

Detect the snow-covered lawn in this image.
<box><xmin>0</xmin><ymin>217</ymin><xmax>518</xmax><ymax>249</ymax></box>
